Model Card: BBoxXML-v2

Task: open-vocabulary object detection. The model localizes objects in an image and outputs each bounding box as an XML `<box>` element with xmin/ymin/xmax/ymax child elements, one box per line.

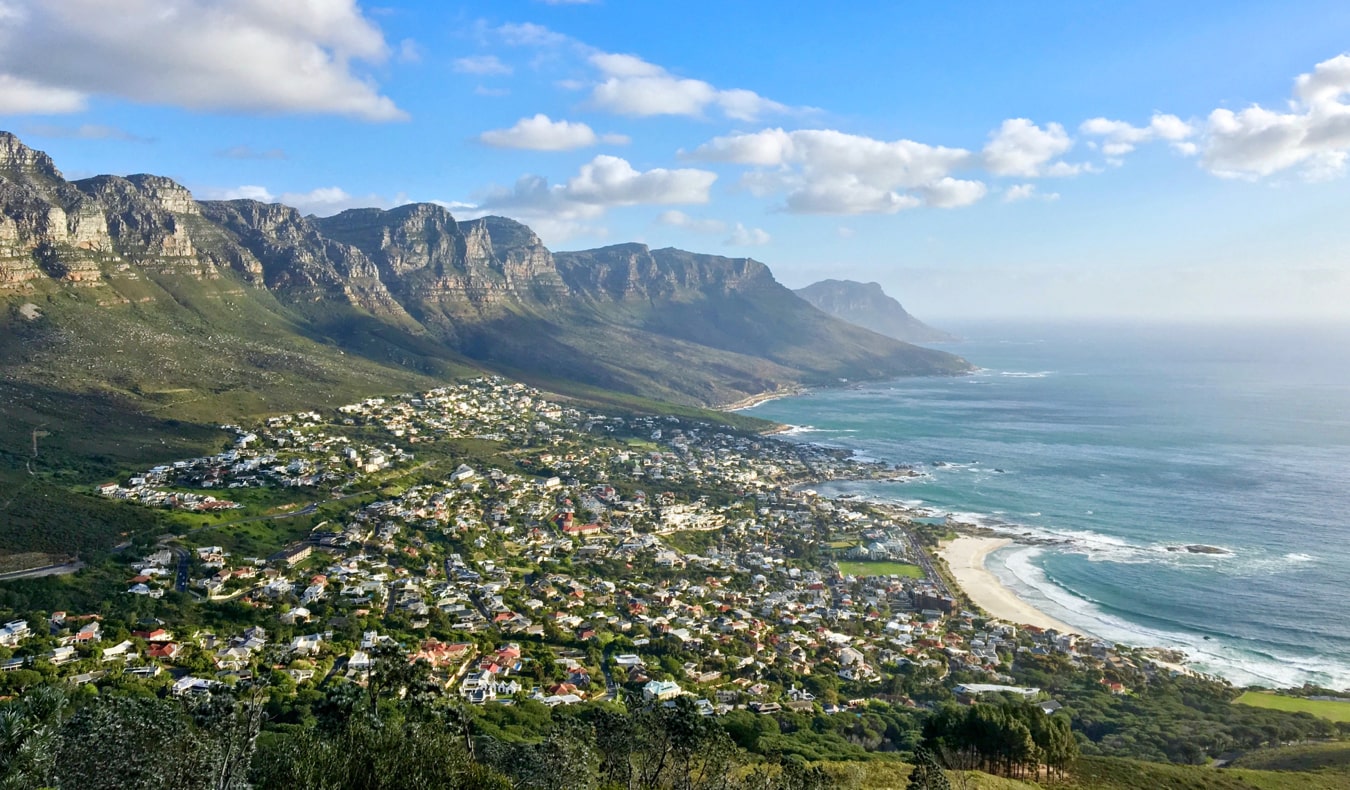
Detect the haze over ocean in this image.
<box><xmin>747</xmin><ymin>321</ymin><xmax>1350</xmax><ymax>689</ymax></box>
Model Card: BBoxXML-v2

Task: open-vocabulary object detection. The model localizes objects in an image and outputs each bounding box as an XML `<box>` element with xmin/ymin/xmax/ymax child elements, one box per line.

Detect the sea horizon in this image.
<box><xmin>746</xmin><ymin>319</ymin><xmax>1350</xmax><ymax>690</ymax></box>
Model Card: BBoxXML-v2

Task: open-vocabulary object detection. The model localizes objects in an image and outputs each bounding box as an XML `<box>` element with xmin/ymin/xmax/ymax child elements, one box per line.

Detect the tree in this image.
<box><xmin>906</xmin><ymin>746</ymin><xmax>951</xmax><ymax>790</ymax></box>
<box><xmin>0</xmin><ymin>684</ymin><xmax>67</xmax><ymax>790</ymax></box>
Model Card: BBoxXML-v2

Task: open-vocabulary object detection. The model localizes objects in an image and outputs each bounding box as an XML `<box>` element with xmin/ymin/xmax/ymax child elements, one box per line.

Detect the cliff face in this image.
<box><xmin>794</xmin><ymin>279</ymin><xmax>957</xmax><ymax>344</ymax></box>
<box><xmin>0</xmin><ymin>130</ymin><xmax>969</xmax><ymax>412</ymax></box>
<box><xmin>313</xmin><ymin>206</ymin><xmax>567</xmax><ymax>312</ymax></box>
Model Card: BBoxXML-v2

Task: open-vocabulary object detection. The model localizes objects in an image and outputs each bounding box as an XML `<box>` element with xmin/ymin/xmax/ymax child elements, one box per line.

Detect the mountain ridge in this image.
<box><xmin>795</xmin><ymin>278</ymin><xmax>957</xmax><ymax>343</ymax></box>
<box><xmin>0</xmin><ymin>130</ymin><xmax>970</xmax><ymax>472</ymax></box>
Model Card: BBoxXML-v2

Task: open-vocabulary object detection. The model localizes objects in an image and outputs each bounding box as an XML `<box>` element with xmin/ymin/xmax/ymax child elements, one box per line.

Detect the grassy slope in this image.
<box><xmin>1068</xmin><ymin>755</ymin><xmax>1350</xmax><ymax>790</ymax></box>
<box><xmin>1234</xmin><ymin>693</ymin><xmax>1350</xmax><ymax>723</ymax></box>
<box><xmin>1228</xmin><ymin>742</ymin><xmax>1350</xmax><ymax>774</ymax></box>
<box><xmin>813</xmin><ymin>755</ymin><xmax>1350</xmax><ymax>789</ymax></box>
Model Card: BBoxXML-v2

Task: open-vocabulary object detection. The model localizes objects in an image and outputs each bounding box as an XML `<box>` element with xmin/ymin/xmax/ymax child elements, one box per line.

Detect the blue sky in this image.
<box><xmin>3</xmin><ymin>0</ymin><xmax>1350</xmax><ymax>320</ymax></box>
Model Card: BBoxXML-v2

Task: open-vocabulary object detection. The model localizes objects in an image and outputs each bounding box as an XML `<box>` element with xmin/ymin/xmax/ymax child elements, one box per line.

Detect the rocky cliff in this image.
<box><xmin>794</xmin><ymin>279</ymin><xmax>957</xmax><ymax>344</ymax></box>
<box><xmin>0</xmin><ymin>131</ymin><xmax>969</xmax><ymax>418</ymax></box>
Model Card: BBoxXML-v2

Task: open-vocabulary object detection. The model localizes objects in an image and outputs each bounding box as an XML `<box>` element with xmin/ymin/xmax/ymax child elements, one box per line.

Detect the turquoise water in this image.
<box><xmin>746</xmin><ymin>322</ymin><xmax>1350</xmax><ymax>689</ymax></box>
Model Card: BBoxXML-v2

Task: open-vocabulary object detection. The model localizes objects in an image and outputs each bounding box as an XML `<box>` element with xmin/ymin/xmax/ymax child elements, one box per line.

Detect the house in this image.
<box><xmin>0</xmin><ymin>619</ymin><xmax>30</xmax><ymax>647</ymax></box>
<box><xmin>171</xmin><ymin>676</ymin><xmax>217</xmax><ymax>696</ymax></box>
<box><xmin>642</xmin><ymin>679</ymin><xmax>682</xmax><ymax>701</ymax></box>
<box><xmin>148</xmin><ymin>642</ymin><xmax>183</xmax><ymax>661</ymax></box>
<box><xmin>289</xmin><ymin>633</ymin><xmax>325</xmax><ymax>656</ymax></box>
<box><xmin>101</xmin><ymin>640</ymin><xmax>136</xmax><ymax>662</ymax></box>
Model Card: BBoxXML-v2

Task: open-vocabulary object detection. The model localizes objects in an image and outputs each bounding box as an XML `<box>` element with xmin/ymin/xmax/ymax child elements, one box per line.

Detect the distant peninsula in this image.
<box><xmin>795</xmin><ymin>279</ymin><xmax>957</xmax><ymax>344</ymax></box>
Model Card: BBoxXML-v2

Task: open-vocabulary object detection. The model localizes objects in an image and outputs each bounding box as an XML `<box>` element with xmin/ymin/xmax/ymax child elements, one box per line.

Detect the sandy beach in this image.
<box><xmin>938</xmin><ymin>536</ymin><xmax>1081</xmax><ymax>634</ymax></box>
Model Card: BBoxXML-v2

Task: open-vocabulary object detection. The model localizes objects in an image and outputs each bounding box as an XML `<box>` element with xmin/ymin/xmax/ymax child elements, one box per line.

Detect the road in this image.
<box><xmin>906</xmin><ymin>528</ymin><xmax>950</xmax><ymax>597</ymax></box>
<box><xmin>172</xmin><ymin>548</ymin><xmax>190</xmax><ymax>593</ymax></box>
<box><xmin>0</xmin><ymin>561</ymin><xmax>84</xmax><ymax>582</ymax></box>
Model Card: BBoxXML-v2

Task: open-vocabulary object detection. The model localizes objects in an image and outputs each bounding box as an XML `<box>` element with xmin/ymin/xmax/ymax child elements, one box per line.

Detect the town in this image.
<box><xmin>3</xmin><ymin>378</ymin><xmax>1167</xmax><ymax>720</ymax></box>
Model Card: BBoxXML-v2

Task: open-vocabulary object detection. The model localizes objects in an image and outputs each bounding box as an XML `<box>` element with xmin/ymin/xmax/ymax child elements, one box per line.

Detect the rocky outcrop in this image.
<box><xmin>313</xmin><ymin>206</ymin><xmax>568</xmax><ymax>310</ymax></box>
<box><xmin>794</xmin><ymin>279</ymin><xmax>956</xmax><ymax>344</ymax></box>
<box><xmin>199</xmin><ymin>199</ymin><xmax>412</xmax><ymax>321</ymax></box>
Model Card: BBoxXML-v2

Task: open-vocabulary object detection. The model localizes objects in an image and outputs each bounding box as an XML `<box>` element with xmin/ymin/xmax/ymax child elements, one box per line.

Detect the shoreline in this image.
<box><xmin>717</xmin><ymin>386</ymin><xmax>805</xmax><ymax>413</ymax></box>
<box><xmin>937</xmin><ymin>536</ymin><xmax>1082</xmax><ymax>635</ymax></box>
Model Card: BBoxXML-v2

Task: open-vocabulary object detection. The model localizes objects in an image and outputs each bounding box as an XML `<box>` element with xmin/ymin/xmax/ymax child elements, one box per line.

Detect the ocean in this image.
<box><xmin>745</xmin><ymin>321</ymin><xmax>1350</xmax><ymax>690</ymax></box>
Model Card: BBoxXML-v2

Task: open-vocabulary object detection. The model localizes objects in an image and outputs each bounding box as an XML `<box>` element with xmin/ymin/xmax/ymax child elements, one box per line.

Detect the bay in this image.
<box><xmin>745</xmin><ymin>321</ymin><xmax>1350</xmax><ymax>689</ymax></box>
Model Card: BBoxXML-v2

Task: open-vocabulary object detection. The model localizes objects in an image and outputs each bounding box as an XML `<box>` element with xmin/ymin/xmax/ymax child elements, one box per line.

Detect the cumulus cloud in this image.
<box><xmin>491</xmin><ymin>24</ymin><xmax>789</xmax><ymax>122</ymax></box>
<box><xmin>916</xmin><ymin>177</ymin><xmax>988</xmax><ymax>208</ymax></box>
<box><xmin>1002</xmin><ymin>183</ymin><xmax>1059</xmax><ymax>202</ymax></box>
<box><xmin>782</xmin><ymin>179</ymin><xmax>923</xmax><ymax>215</ymax></box>
<box><xmin>1201</xmin><ymin>54</ymin><xmax>1350</xmax><ymax>180</ymax></box>
<box><xmin>588</xmin><ymin>52</ymin><xmax>786</xmax><ymax>120</ymax></box>
<box><xmin>1080</xmin><ymin>113</ymin><xmax>1194</xmax><ymax>156</ymax></box>
<box><xmin>473</xmin><ymin>156</ymin><xmax>716</xmax><ymax>235</ymax></box>
<box><xmin>453</xmin><ymin>55</ymin><xmax>512</xmax><ymax>76</ymax></box>
<box><xmin>726</xmin><ymin>223</ymin><xmax>771</xmax><ymax>246</ymax></box>
<box><xmin>479</xmin><ymin>114</ymin><xmax>627</xmax><ymax>150</ymax></box>
<box><xmin>0</xmin><ymin>75</ymin><xmax>85</xmax><ymax>114</ymax></box>
<box><xmin>198</xmin><ymin>184</ymin><xmax>392</xmax><ymax>216</ymax></box>
<box><xmin>0</xmin><ymin>0</ymin><xmax>406</xmax><ymax>120</ymax></box>
<box><xmin>656</xmin><ymin>210</ymin><xmax>727</xmax><ymax>234</ymax></box>
<box><xmin>982</xmin><ymin>119</ymin><xmax>1078</xmax><ymax>176</ymax></box>
<box><xmin>689</xmin><ymin>127</ymin><xmax>974</xmax><ymax>214</ymax></box>
<box><xmin>200</xmin><ymin>185</ymin><xmax>277</xmax><ymax>202</ymax></box>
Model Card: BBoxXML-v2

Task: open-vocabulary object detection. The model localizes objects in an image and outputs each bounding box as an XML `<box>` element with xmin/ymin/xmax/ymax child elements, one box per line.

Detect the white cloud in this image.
<box><xmin>1080</xmin><ymin>113</ymin><xmax>1194</xmax><ymax>156</ymax></box>
<box><xmin>473</xmin><ymin>156</ymin><xmax>716</xmax><ymax>234</ymax></box>
<box><xmin>982</xmin><ymin>119</ymin><xmax>1076</xmax><ymax>176</ymax></box>
<box><xmin>200</xmin><ymin>185</ymin><xmax>276</xmax><ymax>202</ymax></box>
<box><xmin>565</xmin><ymin>155</ymin><xmax>716</xmax><ymax>205</ymax></box>
<box><xmin>656</xmin><ymin>210</ymin><xmax>727</xmax><ymax>234</ymax></box>
<box><xmin>1002</xmin><ymin>183</ymin><xmax>1059</xmax><ymax>202</ymax></box>
<box><xmin>1201</xmin><ymin>54</ymin><xmax>1350</xmax><ymax>181</ymax></box>
<box><xmin>198</xmin><ymin>184</ymin><xmax>391</xmax><ymax>216</ymax></box>
<box><xmin>783</xmin><ymin>178</ymin><xmax>923</xmax><ymax>215</ymax></box>
<box><xmin>916</xmin><ymin>177</ymin><xmax>987</xmax><ymax>208</ymax></box>
<box><xmin>0</xmin><ymin>0</ymin><xmax>406</xmax><ymax>120</ymax></box>
<box><xmin>453</xmin><ymin>55</ymin><xmax>512</xmax><ymax>76</ymax></box>
<box><xmin>0</xmin><ymin>74</ymin><xmax>85</xmax><ymax>113</ymax></box>
<box><xmin>496</xmin><ymin>22</ymin><xmax>572</xmax><ymax>48</ymax></box>
<box><xmin>479</xmin><ymin>114</ymin><xmax>627</xmax><ymax>150</ymax></box>
<box><xmin>589</xmin><ymin>53</ymin><xmax>664</xmax><ymax>78</ymax></box>
<box><xmin>690</xmin><ymin>127</ymin><xmax>972</xmax><ymax>214</ymax></box>
<box><xmin>587</xmin><ymin>53</ymin><xmax>787</xmax><ymax>120</ymax></box>
<box><xmin>493</xmin><ymin>24</ymin><xmax>787</xmax><ymax>121</ymax></box>
<box><xmin>726</xmin><ymin>223</ymin><xmax>771</xmax><ymax>246</ymax></box>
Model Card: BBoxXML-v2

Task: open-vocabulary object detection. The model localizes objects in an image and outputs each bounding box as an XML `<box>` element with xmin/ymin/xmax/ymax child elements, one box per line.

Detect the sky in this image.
<box><xmin>2</xmin><ymin>0</ymin><xmax>1350</xmax><ymax>321</ymax></box>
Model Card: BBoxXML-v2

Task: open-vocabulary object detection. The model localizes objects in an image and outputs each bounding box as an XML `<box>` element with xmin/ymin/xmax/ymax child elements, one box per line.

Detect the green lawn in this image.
<box><xmin>835</xmin><ymin>560</ymin><xmax>925</xmax><ymax>578</ymax></box>
<box><xmin>1235</xmin><ymin>691</ymin><xmax>1350</xmax><ymax>722</ymax></box>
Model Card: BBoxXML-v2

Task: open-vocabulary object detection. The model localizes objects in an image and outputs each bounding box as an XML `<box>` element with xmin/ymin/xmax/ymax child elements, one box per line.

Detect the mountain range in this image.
<box><xmin>794</xmin><ymin>279</ymin><xmax>957</xmax><ymax>343</ymax></box>
<box><xmin>0</xmin><ymin>131</ymin><xmax>969</xmax><ymax>472</ymax></box>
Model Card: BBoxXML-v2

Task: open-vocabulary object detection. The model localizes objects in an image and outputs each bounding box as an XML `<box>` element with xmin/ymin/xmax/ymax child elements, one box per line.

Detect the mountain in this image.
<box><xmin>0</xmin><ymin>130</ymin><xmax>969</xmax><ymax>473</ymax></box>
<box><xmin>795</xmin><ymin>279</ymin><xmax>957</xmax><ymax>343</ymax></box>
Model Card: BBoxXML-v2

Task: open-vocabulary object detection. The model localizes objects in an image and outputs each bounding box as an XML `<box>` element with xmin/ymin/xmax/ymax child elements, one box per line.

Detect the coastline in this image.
<box><xmin>938</xmin><ymin>536</ymin><xmax>1082</xmax><ymax>635</ymax></box>
<box><xmin>718</xmin><ymin>386</ymin><xmax>804</xmax><ymax>413</ymax></box>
